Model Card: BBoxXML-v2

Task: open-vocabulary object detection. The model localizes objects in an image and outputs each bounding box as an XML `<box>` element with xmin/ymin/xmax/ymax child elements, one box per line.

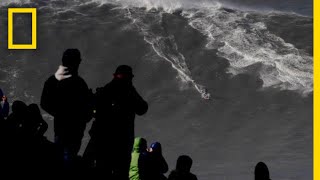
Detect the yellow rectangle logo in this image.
<box><xmin>8</xmin><ymin>8</ymin><xmax>37</xmax><ymax>50</ymax></box>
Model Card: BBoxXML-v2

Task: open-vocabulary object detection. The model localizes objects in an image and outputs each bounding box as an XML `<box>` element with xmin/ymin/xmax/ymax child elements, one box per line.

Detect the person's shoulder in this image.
<box><xmin>94</xmin><ymin>83</ymin><xmax>110</xmax><ymax>97</ymax></box>
<box><xmin>168</xmin><ymin>170</ymin><xmax>178</xmax><ymax>178</ymax></box>
<box><xmin>44</xmin><ymin>75</ymin><xmax>58</xmax><ymax>85</ymax></box>
<box><xmin>139</xmin><ymin>151</ymin><xmax>149</xmax><ymax>158</ymax></box>
<box><xmin>74</xmin><ymin>75</ymin><xmax>86</xmax><ymax>83</ymax></box>
<box><xmin>103</xmin><ymin>82</ymin><xmax>112</xmax><ymax>89</ymax></box>
<box><xmin>47</xmin><ymin>75</ymin><xmax>56</xmax><ymax>82</ymax></box>
<box><xmin>99</xmin><ymin>82</ymin><xmax>113</xmax><ymax>91</ymax></box>
<box><xmin>190</xmin><ymin>173</ymin><xmax>198</xmax><ymax>180</ymax></box>
<box><xmin>71</xmin><ymin>75</ymin><xmax>89</xmax><ymax>87</ymax></box>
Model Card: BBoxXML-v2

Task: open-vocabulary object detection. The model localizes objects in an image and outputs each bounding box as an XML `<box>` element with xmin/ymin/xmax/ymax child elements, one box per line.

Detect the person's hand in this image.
<box><xmin>55</xmin><ymin>65</ymin><xmax>72</xmax><ymax>81</ymax></box>
<box><xmin>127</xmin><ymin>85</ymin><xmax>137</xmax><ymax>96</ymax></box>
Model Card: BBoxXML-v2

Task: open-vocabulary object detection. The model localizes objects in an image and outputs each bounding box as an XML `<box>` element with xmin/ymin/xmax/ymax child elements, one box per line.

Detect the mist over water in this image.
<box><xmin>0</xmin><ymin>0</ymin><xmax>313</xmax><ymax>180</ymax></box>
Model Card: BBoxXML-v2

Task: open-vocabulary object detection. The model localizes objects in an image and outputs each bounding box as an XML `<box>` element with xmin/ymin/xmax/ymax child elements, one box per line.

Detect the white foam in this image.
<box><xmin>90</xmin><ymin>0</ymin><xmax>222</xmax><ymax>13</ymax></box>
<box><xmin>0</xmin><ymin>0</ymin><xmax>30</xmax><ymax>6</ymax></box>
<box><xmin>1</xmin><ymin>0</ymin><xmax>312</xmax><ymax>96</ymax></box>
<box><xmin>183</xmin><ymin>8</ymin><xmax>313</xmax><ymax>94</ymax></box>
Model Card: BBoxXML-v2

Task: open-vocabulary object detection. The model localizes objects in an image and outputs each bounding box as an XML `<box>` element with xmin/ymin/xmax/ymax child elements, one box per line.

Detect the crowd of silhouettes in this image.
<box><xmin>0</xmin><ymin>49</ymin><xmax>273</xmax><ymax>179</ymax></box>
<box><xmin>0</xmin><ymin>98</ymin><xmax>58</xmax><ymax>171</ymax></box>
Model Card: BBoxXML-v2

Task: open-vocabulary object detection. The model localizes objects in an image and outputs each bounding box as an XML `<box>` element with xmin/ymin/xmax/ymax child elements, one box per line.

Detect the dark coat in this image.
<box><xmin>142</xmin><ymin>152</ymin><xmax>168</xmax><ymax>180</ymax></box>
<box><xmin>40</xmin><ymin>75</ymin><xmax>92</xmax><ymax>139</ymax></box>
<box><xmin>92</xmin><ymin>79</ymin><xmax>148</xmax><ymax>143</ymax></box>
<box><xmin>85</xmin><ymin>79</ymin><xmax>147</xmax><ymax>178</ymax></box>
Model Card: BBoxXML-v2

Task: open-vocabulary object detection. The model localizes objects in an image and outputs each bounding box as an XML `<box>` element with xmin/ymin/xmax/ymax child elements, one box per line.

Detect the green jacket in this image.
<box><xmin>130</xmin><ymin>137</ymin><xmax>146</xmax><ymax>180</ymax></box>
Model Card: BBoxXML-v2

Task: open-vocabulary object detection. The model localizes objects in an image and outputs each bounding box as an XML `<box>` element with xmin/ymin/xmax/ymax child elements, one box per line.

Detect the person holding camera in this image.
<box><xmin>89</xmin><ymin>65</ymin><xmax>148</xmax><ymax>179</ymax></box>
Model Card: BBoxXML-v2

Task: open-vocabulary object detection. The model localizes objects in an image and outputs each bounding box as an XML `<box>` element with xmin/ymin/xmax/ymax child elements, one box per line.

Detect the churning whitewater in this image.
<box><xmin>0</xmin><ymin>0</ymin><xmax>313</xmax><ymax>180</ymax></box>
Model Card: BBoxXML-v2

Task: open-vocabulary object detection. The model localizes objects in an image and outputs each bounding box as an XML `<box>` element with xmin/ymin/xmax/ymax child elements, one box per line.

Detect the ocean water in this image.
<box><xmin>0</xmin><ymin>0</ymin><xmax>313</xmax><ymax>179</ymax></box>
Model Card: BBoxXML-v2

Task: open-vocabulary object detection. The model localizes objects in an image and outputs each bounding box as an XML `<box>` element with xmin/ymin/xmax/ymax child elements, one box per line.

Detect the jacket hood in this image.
<box><xmin>133</xmin><ymin>137</ymin><xmax>147</xmax><ymax>153</ymax></box>
<box><xmin>150</xmin><ymin>142</ymin><xmax>162</xmax><ymax>155</ymax></box>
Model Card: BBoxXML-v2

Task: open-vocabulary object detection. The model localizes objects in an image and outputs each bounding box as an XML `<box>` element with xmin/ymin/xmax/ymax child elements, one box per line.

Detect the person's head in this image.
<box><xmin>113</xmin><ymin>65</ymin><xmax>134</xmax><ymax>84</ymax></box>
<box><xmin>0</xmin><ymin>89</ymin><xmax>6</xmax><ymax>102</ymax></box>
<box><xmin>12</xmin><ymin>100</ymin><xmax>27</xmax><ymax>114</ymax></box>
<box><xmin>133</xmin><ymin>137</ymin><xmax>147</xmax><ymax>153</ymax></box>
<box><xmin>149</xmin><ymin>142</ymin><xmax>162</xmax><ymax>155</ymax></box>
<box><xmin>255</xmin><ymin>162</ymin><xmax>271</xmax><ymax>180</ymax></box>
<box><xmin>62</xmin><ymin>49</ymin><xmax>81</xmax><ymax>74</ymax></box>
<box><xmin>176</xmin><ymin>155</ymin><xmax>193</xmax><ymax>173</ymax></box>
<box><xmin>28</xmin><ymin>103</ymin><xmax>42</xmax><ymax>119</ymax></box>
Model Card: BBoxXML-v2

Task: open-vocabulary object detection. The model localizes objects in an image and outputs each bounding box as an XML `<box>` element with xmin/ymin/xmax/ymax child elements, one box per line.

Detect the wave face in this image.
<box><xmin>94</xmin><ymin>0</ymin><xmax>313</xmax><ymax>95</ymax></box>
<box><xmin>182</xmin><ymin>7</ymin><xmax>313</xmax><ymax>94</ymax></box>
<box><xmin>0</xmin><ymin>0</ymin><xmax>313</xmax><ymax>180</ymax></box>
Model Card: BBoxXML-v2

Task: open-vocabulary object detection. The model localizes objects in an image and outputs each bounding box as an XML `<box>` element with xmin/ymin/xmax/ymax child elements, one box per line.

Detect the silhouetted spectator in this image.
<box><xmin>23</xmin><ymin>103</ymin><xmax>48</xmax><ymax>138</ymax></box>
<box><xmin>89</xmin><ymin>65</ymin><xmax>148</xmax><ymax>179</ymax></box>
<box><xmin>144</xmin><ymin>142</ymin><xmax>168</xmax><ymax>180</ymax></box>
<box><xmin>0</xmin><ymin>89</ymin><xmax>9</xmax><ymax>119</ymax></box>
<box><xmin>255</xmin><ymin>162</ymin><xmax>271</xmax><ymax>180</ymax></box>
<box><xmin>168</xmin><ymin>155</ymin><xmax>198</xmax><ymax>180</ymax></box>
<box><xmin>40</xmin><ymin>49</ymin><xmax>93</xmax><ymax>169</ymax></box>
<box><xmin>6</xmin><ymin>100</ymin><xmax>28</xmax><ymax>138</ymax></box>
<box><xmin>130</xmin><ymin>137</ymin><xmax>148</xmax><ymax>180</ymax></box>
<box><xmin>4</xmin><ymin>100</ymin><xmax>28</xmax><ymax>169</ymax></box>
<box><xmin>0</xmin><ymin>89</ymin><xmax>9</xmax><ymax>137</ymax></box>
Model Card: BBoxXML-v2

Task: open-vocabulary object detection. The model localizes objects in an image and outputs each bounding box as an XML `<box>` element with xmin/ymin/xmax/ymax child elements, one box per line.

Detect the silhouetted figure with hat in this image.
<box><xmin>41</xmin><ymin>49</ymin><xmax>93</xmax><ymax>169</ymax></box>
<box><xmin>255</xmin><ymin>162</ymin><xmax>271</xmax><ymax>180</ymax></box>
<box><xmin>88</xmin><ymin>65</ymin><xmax>148</xmax><ymax>179</ymax></box>
<box><xmin>168</xmin><ymin>155</ymin><xmax>198</xmax><ymax>180</ymax></box>
<box><xmin>144</xmin><ymin>142</ymin><xmax>168</xmax><ymax>180</ymax></box>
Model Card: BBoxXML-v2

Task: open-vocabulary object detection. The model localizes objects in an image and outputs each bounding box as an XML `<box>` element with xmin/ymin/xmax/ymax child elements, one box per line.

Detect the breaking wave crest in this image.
<box><xmin>0</xmin><ymin>0</ymin><xmax>313</xmax><ymax>96</ymax></box>
<box><xmin>181</xmin><ymin>7</ymin><xmax>312</xmax><ymax>94</ymax></box>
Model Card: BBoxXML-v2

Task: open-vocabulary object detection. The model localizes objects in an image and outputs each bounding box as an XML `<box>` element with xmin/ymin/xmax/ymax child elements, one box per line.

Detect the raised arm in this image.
<box><xmin>131</xmin><ymin>87</ymin><xmax>148</xmax><ymax>116</ymax></box>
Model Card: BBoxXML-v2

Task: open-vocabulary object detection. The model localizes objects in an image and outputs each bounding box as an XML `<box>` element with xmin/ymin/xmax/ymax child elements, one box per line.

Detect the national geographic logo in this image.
<box><xmin>8</xmin><ymin>8</ymin><xmax>37</xmax><ymax>50</ymax></box>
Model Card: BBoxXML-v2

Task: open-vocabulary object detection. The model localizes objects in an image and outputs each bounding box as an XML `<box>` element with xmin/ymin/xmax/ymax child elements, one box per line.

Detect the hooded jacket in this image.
<box><xmin>40</xmin><ymin>66</ymin><xmax>93</xmax><ymax>138</ymax></box>
<box><xmin>130</xmin><ymin>137</ymin><xmax>147</xmax><ymax>180</ymax></box>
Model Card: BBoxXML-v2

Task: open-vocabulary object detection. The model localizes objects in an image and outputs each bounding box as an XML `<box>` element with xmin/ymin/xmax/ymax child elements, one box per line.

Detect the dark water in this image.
<box><xmin>0</xmin><ymin>0</ymin><xmax>313</xmax><ymax>179</ymax></box>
